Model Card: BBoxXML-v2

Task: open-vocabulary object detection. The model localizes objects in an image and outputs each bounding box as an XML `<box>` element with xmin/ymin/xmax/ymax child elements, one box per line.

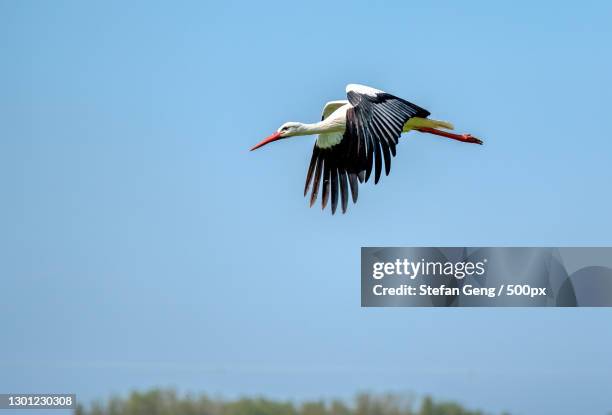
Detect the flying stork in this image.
<box><xmin>250</xmin><ymin>84</ymin><xmax>483</xmax><ymax>214</ymax></box>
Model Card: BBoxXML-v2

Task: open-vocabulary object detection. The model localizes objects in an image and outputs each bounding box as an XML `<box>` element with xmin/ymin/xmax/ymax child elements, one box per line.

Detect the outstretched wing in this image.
<box><xmin>304</xmin><ymin>84</ymin><xmax>430</xmax><ymax>214</ymax></box>
<box><xmin>344</xmin><ymin>84</ymin><xmax>430</xmax><ymax>184</ymax></box>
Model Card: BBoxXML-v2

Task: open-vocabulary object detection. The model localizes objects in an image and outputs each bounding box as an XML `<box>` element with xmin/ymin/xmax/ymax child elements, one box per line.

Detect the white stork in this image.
<box><xmin>250</xmin><ymin>84</ymin><xmax>483</xmax><ymax>214</ymax></box>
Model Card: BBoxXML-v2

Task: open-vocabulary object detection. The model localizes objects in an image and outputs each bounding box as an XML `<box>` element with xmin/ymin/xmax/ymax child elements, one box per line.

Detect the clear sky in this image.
<box><xmin>2</xmin><ymin>1</ymin><xmax>612</xmax><ymax>414</ymax></box>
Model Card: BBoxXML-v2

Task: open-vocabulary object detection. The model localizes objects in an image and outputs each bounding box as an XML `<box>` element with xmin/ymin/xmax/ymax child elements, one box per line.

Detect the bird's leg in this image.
<box><xmin>416</xmin><ymin>127</ymin><xmax>483</xmax><ymax>145</ymax></box>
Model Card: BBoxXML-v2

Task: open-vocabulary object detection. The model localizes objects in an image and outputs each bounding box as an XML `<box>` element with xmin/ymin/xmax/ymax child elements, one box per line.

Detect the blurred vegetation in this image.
<box><xmin>75</xmin><ymin>389</ymin><xmax>508</xmax><ymax>415</ymax></box>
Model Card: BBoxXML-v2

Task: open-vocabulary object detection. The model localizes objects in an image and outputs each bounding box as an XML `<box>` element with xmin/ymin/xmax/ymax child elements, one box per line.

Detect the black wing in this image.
<box><xmin>304</xmin><ymin>84</ymin><xmax>430</xmax><ymax>214</ymax></box>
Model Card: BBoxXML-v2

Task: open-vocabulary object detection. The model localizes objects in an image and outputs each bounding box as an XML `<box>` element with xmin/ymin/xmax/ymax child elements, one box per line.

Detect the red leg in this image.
<box><xmin>416</xmin><ymin>127</ymin><xmax>483</xmax><ymax>145</ymax></box>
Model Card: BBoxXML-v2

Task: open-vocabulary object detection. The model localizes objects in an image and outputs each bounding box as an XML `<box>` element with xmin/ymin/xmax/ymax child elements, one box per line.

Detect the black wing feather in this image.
<box><xmin>304</xmin><ymin>146</ymin><xmax>319</xmax><ymax>196</ymax></box>
<box><xmin>339</xmin><ymin>169</ymin><xmax>349</xmax><ymax>214</ymax></box>
<box><xmin>373</xmin><ymin>136</ymin><xmax>382</xmax><ymax>184</ymax></box>
<box><xmin>309</xmin><ymin>156</ymin><xmax>323</xmax><ymax>207</ymax></box>
<box><xmin>330</xmin><ymin>163</ymin><xmax>339</xmax><ymax>214</ymax></box>
<box><xmin>321</xmin><ymin>158</ymin><xmax>330</xmax><ymax>210</ymax></box>
<box><xmin>380</xmin><ymin>138</ymin><xmax>392</xmax><ymax>176</ymax></box>
<box><xmin>348</xmin><ymin>172</ymin><xmax>359</xmax><ymax>203</ymax></box>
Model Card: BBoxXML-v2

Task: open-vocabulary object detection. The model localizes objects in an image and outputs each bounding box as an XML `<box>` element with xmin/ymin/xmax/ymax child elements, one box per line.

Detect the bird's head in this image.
<box><xmin>277</xmin><ymin>122</ymin><xmax>304</xmax><ymax>137</ymax></box>
<box><xmin>250</xmin><ymin>122</ymin><xmax>304</xmax><ymax>151</ymax></box>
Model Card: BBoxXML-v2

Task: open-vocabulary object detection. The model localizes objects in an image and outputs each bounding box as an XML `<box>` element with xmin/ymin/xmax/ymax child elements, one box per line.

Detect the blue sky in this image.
<box><xmin>1</xmin><ymin>1</ymin><xmax>612</xmax><ymax>414</ymax></box>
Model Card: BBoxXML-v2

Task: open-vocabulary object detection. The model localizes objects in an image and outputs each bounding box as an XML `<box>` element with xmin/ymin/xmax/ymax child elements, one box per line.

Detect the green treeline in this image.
<box><xmin>75</xmin><ymin>389</ymin><xmax>509</xmax><ymax>415</ymax></box>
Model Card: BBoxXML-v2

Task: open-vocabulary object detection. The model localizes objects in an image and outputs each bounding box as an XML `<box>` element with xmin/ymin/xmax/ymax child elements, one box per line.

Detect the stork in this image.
<box><xmin>250</xmin><ymin>84</ymin><xmax>483</xmax><ymax>214</ymax></box>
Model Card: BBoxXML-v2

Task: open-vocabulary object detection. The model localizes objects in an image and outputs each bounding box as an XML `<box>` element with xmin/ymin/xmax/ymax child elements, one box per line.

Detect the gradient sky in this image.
<box><xmin>2</xmin><ymin>1</ymin><xmax>612</xmax><ymax>414</ymax></box>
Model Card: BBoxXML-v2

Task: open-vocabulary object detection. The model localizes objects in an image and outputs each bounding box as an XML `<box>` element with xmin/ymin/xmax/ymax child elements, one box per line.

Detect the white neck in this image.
<box><xmin>296</xmin><ymin>118</ymin><xmax>344</xmax><ymax>136</ymax></box>
<box><xmin>297</xmin><ymin>122</ymin><xmax>325</xmax><ymax>135</ymax></box>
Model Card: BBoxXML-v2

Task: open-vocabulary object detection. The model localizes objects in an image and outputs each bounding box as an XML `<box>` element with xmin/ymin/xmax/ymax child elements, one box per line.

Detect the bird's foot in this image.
<box><xmin>461</xmin><ymin>134</ymin><xmax>483</xmax><ymax>145</ymax></box>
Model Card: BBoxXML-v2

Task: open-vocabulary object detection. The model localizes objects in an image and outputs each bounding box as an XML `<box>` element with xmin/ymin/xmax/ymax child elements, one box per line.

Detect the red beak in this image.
<box><xmin>250</xmin><ymin>132</ymin><xmax>282</xmax><ymax>151</ymax></box>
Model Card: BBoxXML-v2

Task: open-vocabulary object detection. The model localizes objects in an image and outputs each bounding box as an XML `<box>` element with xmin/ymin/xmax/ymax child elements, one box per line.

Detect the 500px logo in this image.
<box><xmin>372</xmin><ymin>258</ymin><xmax>487</xmax><ymax>280</ymax></box>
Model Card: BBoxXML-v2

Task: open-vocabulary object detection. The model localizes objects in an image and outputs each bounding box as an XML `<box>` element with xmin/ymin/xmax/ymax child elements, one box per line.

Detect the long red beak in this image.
<box><xmin>250</xmin><ymin>132</ymin><xmax>282</xmax><ymax>151</ymax></box>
